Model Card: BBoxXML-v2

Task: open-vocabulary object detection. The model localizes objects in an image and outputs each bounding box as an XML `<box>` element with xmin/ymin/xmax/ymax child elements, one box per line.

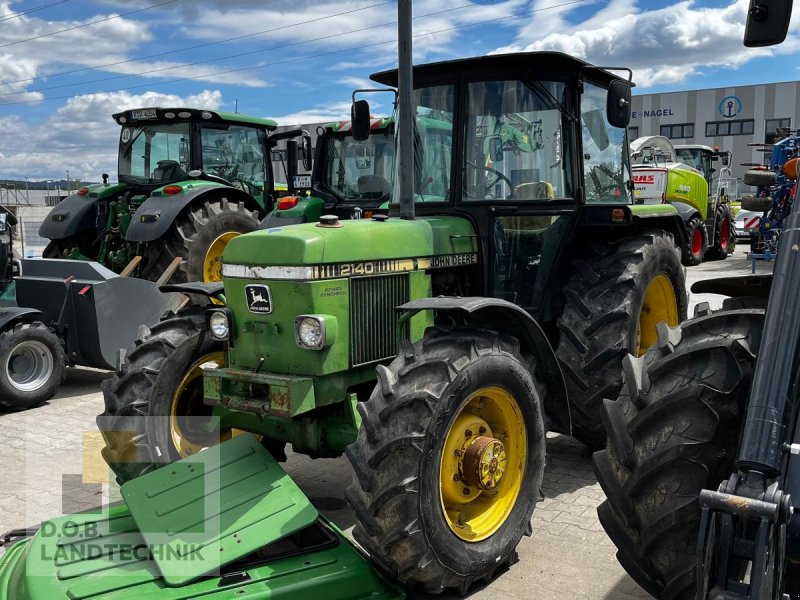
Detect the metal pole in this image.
<box><xmin>397</xmin><ymin>0</ymin><xmax>414</xmax><ymax>220</ymax></box>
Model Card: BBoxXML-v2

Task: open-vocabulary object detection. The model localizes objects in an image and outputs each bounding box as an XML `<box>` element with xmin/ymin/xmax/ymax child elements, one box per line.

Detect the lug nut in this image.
<box><xmin>453</xmin><ymin>474</ymin><xmax>460</xmax><ymax>481</ymax></box>
<box><xmin>463</xmin><ymin>487</ymin><xmax>471</xmax><ymax>496</ymax></box>
<box><xmin>479</xmin><ymin>426</ymin><xmax>486</xmax><ymax>434</ymax></box>
<box><xmin>465</xmin><ymin>429</ymin><xmax>472</xmax><ymax>437</ymax></box>
<box><xmin>454</xmin><ymin>449</ymin><xmax>463</xmax><ymax>457</ymax></box>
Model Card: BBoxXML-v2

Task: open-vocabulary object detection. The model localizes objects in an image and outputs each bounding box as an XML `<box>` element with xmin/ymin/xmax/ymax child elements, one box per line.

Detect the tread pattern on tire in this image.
<box><xmin>140</xmin><ymin>197</ymin><xmax>258</xmax><ymax>283</ymax></box>
<box><xmin>743</xmin><ymin>169</ymin><xmax>777</xmax><ymax>188</ymax></box>
<box><xmin>555</xmin><ymin>230</ymin><xmax>687</xmax><ymax>449</ymax></box>
<box><xmin>705</xmin><ymin>204</ymin><xmax>732</xmax><ymax>261</ymax></box>
<box><xmin>346</xmin><ymin>327</ymin><xmax>543</xmax><ymax>595</ymax></box>
<box><xmin>97</xmin><ymin>309</ymin><xmax>207</xmax><ymax>483</ymax></box>
<box><xmin>593</xmin><ymin>309</ymin><xmax>765</xmax><ymax>599</ymax></box>
<box><xmin>741</xmin><ymin>195</ymin><xmax>773</xmax><ymax>212</ymax></box>
<box><xmin>682</xmin><ymin>216</ymin><xmax>706</xmax><ymax>266</ymax></box>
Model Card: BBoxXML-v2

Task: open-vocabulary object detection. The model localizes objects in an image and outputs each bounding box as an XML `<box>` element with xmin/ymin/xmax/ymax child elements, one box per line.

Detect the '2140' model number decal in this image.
<box><xmin>311</xmin><ymin>253</ymin><xmax>479</xmax><ymax>279</ymax></box>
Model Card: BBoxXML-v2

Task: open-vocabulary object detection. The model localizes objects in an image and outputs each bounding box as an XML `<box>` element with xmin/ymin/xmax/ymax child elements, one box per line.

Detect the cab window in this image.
<box><xmin>581</xmin><ymin>82</ymin><xmax>630</xmax><ymax>203</ymax></box>
<box><xmin>462</xmin><ymin>80</ymin><xmax>571</xmax><ymax>202</ymax></box>
<box><xmin>200</xmin><ymin>125</ymin><xmax>269</xmax><ymax>195</ymax></box>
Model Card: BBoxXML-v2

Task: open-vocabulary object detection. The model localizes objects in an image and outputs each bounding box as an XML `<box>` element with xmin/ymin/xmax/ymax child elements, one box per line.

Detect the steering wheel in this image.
<box><xmin>465</xmin><ymin>161</ymin><xmax>515</xmax><ymax>200</ymax></box>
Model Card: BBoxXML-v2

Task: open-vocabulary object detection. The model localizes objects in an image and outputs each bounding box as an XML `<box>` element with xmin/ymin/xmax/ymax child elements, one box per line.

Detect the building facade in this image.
<box><xmin>629</xmin><ymin>81</ymin><xmax>800</xmax><ymax>183</ymax></box>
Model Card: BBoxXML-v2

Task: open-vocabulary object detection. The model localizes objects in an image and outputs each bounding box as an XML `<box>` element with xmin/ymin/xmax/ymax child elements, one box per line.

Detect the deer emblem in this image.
<box><xmin>246</xmin><ymin>285</ymin><xmax>271</xmax><ymax>312</ymax></box>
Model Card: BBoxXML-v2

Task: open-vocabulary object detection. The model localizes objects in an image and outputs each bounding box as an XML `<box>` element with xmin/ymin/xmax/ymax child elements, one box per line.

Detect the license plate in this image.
<box><xmin>129</xmin><ymin>108</ymin><xmax>157</xmax><ymax>120</ymax></box>
<box><xmin>293</xmin><ymin>175</ymin><xmax>311</xmax><ymax>189</ymax></box>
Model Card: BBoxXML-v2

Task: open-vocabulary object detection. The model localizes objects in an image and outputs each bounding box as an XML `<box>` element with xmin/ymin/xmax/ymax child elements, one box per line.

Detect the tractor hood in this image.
<box><xmin>222</xmin><ymin>215</ymin><xmax>478</xmax><ymax>270</ymax></box>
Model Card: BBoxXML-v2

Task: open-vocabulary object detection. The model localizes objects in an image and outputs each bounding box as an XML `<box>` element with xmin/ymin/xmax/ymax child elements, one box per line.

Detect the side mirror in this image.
<box><xmin>606</xmin><ymin>80</ymin><xmax>632</xmax><ymax>128</ymax></box>
<box><xmin>744</xmin><ymin>0</ymin><xmax>793</xmax><ymax>47</ymax></box>
<box><xmin>351</xmin><ymin>99</ymin><xmax>371</xmax><ymax>142</ymax></box>
<box><xmin>302</xmin><ymin>134</ymin><xmax>313</xmax><ymax>171</ymax></box>
<box><xmin>722</xmin><ymin>154</ymin><xmax>730</xmax><ymax>166</ymax></box>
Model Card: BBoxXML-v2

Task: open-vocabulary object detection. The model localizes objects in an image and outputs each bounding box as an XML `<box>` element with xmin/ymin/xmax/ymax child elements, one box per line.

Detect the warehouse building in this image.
<box><xmin>629</xmin><ymin>80</ymin><xmax>800</xmax><ymax>182</ymax></box>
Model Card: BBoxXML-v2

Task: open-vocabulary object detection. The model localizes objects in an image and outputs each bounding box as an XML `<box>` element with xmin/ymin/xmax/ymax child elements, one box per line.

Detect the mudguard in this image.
<box><xmin>38</xmin><ymin>192</ymin><xmax>99</xmax><ymax>240</ymax></box>
<box><xmin>691</xmin><ymin>274</ymin><xmax>772</xmax><ymax>298</ymax></box>
<box><xmin>398</xmin><ymin>296</ymin><xmax>571</xmax><ymax>435</ymax></box>
<box><xmin>0</xmin><ymin>307</ymin><xmax>44</xmax><ymax>331</ymax></box>
<box><xmin>670</xmin><ymin>200</ymin><xmax>701</xmax><ymax>223</ymax></box>
<box><xmin>127</xmin><ymin>184</ymin><xmax>261</xmax><ymax>242</ymax></box>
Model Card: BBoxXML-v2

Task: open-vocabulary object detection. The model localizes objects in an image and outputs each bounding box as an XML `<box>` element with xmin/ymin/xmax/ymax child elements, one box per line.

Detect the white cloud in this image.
<box><xmin>493</xmin><ymin>0</ymin><xmax>800</xmax><ymax>88</ymax></box>
<box><xmin>0</xmin><ymin>89</ymin><xmax>223</xmax><ymax>180</ymax></box>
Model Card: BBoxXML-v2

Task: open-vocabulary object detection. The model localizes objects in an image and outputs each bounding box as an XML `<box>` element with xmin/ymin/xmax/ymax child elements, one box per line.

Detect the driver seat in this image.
<box><xmin>358</xmin><ymin>175</ymin><xmax>391</xmax><ymax>199</ymax></box>
<box><xmin>153</xmin><ymin>160</ymin><xmax>183</xmax><ymax>181</ymax></box>
<box><xmin>514</xmin><ymin>181</ymin><xmax>555</xmax><ymax>200</ymax></box>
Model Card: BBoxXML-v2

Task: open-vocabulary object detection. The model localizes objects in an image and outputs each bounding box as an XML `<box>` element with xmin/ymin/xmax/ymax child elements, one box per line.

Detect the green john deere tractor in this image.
<box><xmin>40</xmin><ymin>107</ymin><xmax>311</xmax><ymax>283</ymax></box>
<box><xmin>90</xmin><ymin>51</ymin><xmax>690</xmax><ymax>595</ymax></box>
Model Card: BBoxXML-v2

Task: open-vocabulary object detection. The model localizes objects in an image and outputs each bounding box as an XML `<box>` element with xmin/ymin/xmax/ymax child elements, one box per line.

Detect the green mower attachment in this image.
<box><xmin>0</xmin><ymin>435</ymin><xmax>402</xmax><ymax>600</ymax></box>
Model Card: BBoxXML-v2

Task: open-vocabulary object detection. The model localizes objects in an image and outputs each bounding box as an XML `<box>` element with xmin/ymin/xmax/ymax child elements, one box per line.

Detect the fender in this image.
<box><xmin>670</xmin><ymin>200</ymin><xmax>701</xmax><ymax>224</ymax></box>
<box><xmin>127</xmin><ymin>184</ymin><xmax>263</xmax><ymax>243</ymax></box>
<box><xmin>38</xmin><ymin>192</ymin><xmax>100</xmax><ymax>240</ymax></box>
<box><xmin>259</xmin><ymin>195</ymin><xmax>325</xmax><ymax>230</ymax></box>
<box><xmin>691</xmin><ymin>274</ymin><xmax>772</xmax><ymax>298</ymax></box>
<box><xmin>0</xmin><ymin>307</ymin><xmax>45</xmax><ymax>332</ymax></box>
<box><xmin>633</xmin><ymin>214</ymin><xmax>688</xmax><ymax>248</ymax></box>
<box><xmin>398</xmin><ymin>296</ymin><xmax>571</xmax><ymax>435</ymax></box>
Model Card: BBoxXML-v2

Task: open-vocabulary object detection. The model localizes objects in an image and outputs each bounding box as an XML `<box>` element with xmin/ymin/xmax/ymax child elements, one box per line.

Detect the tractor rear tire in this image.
<box><xmin>741</xmin><ymin>195</ymin><xmax>773</xmax><ymax>212</ymax></box>
<box><xmin>346</xmin><ymin>327</ymin><xmax>545</xmax><ymax>594</ymax></box>
<box><xmin>556</xmin><ymin>230</ymin><xmax>687</xmax><ymax>450</ymax></box>
<box><xmin>97</xmin><ymin>308</ymin><xmax>224</xmax><ymax>483</ymax></box>
<box><xmin>743</xmin><ymin>169</ymin><xmax>777</xmax><ymax>187</ymax></box>
<box><xmin>682</xmin><ymin>217</ymin><xmax>706</xmax><ymax>266</ymax></box>
<box><xmin>704</xmin><ymin>204</ymin><xmax>732</xmax><ymax>261</ymax></box>
<box><xmin>140</xmin><ymin>198</ymin><xmax>259</xmax><ymax>284</ymax></box>
<box><xmin>0</xmin><ymin>322</ymin><xmax>65</xmax><ymax>410</ymax></box>
<box><xmin>593</xmin><ymin>309</ymin><xmax>764</xmax><ymax>599</ymax></box>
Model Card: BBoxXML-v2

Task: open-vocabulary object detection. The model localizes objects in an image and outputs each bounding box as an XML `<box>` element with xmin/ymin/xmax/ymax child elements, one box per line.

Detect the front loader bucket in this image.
<box><xmin>0</xmin><ymin>435</ymin><xmax>403</xmax><ymax>600</ymax></box>
<box><xmin>15</xmin><ymin>259</ymin><xmax>182</xmax><ymax>370</ymax></box>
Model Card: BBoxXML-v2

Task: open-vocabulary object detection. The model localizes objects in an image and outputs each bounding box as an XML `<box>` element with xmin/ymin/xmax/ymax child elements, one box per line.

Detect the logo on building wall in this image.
<box><xmin>719</xmin><ymin>95</ymin><xmax>742</xmax><ymax>119</ymax></box>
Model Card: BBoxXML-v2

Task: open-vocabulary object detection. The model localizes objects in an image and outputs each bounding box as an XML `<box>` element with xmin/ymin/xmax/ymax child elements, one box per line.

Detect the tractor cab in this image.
<box><xmin>0</xmin><ymin>207</ymin><xmax>15</xmax><ymax>286</ymax></box>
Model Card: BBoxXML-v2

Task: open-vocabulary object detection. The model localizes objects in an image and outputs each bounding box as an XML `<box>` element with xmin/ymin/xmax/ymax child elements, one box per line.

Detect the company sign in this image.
<box><xmin>719</xmin><ymin>95</ymin><xmax>742</xmax><ymax>119</ymax></box>
<box><xmin>632</xmin><ymin>108</ymin><xmax>675</xmax><ymax>118</ymax></box>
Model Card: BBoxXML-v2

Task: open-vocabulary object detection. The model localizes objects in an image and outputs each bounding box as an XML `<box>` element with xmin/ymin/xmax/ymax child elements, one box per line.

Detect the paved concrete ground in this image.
<box><xmin>0</xmin><ymin>251</ymin><xmax>773</xmax><ymax>599</ymax></box>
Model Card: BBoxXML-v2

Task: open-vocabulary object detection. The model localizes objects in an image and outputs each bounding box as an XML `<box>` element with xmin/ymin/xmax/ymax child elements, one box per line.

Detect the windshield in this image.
<box><xmin>118</xmin><ymin>122</ymin><xmax>191</xmax><ymax>185</ymax></box>
<box><xmin>324</xmin><ymin>130</ymin><xmax>395</xmax><ymax>202</ymax></box>
<box><xmin>675</xmin><ymin>148</ymin><xmax>713</xmax><ymax>185</ymax></box>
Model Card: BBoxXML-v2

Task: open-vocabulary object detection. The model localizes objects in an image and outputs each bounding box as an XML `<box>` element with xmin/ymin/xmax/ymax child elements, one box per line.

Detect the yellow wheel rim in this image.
<box><xmin>169</xmin><ymin>352</ymin><xmax>229</xmax><ymax>457</ymax></box>
<box><xmin>637</xmin><ymin>274</ymin><xmax>679</xmax><ymax>356</ymax></box>
<box><xmin>439</xmin><ymin>386</ymin><xmax>527</xmax><ymax>542</ymax></box>
<box><xmin>203</xmin><ymin>231</ymin><xmax>239</xmax><ymax>283</ymax></box>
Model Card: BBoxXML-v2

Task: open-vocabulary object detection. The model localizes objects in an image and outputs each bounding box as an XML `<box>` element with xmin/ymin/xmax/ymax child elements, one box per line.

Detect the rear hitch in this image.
<box><xmin>697</xmin><ymin>474</ymin><xmax>793</xmax><ymax>599</ymax></box>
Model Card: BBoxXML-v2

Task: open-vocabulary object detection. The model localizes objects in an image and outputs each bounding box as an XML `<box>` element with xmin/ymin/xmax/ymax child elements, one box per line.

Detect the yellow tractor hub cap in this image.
<box><xmin>203</xmin><ymin>231</ymin><xmax>240</xmax><ymax>283</ymax></box>
<box><xmin>637</xmin><ymin>274</ymin><xmax>679</xmax><ymax>356</ymax></box>
<box><xmin>170</xmin><ymin>352</ymin><xmax>229</xmax><ymax>457</ymax></box>
<box><xmin>439</xmin><ymin>386</ymin><xmax>526</xmax><ymax>542</ymax></box>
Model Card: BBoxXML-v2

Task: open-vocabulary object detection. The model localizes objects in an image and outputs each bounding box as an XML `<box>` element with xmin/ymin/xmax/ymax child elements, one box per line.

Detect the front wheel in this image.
<box><xmin>98</xmin><ymin>309</ymin><xmax>226</xmax><ymax>483</ymax></box>
<box><xmin>682</xmin><ymin>216</ymin><xmax>707</xmax><ymax>266</ymax></box>
<box><xmin>705</xmin><ymin>205</ymin><xmax>732</xmax><ymax>261</ymax></box>
<box><xmin>593</xmin><ymin>309</ymin><xmax>764</xmax><ymax>599</ymax></box>
<box><xmin>0</xmin><ymin>322</ymin><xmax>65</xmax><ymax>410</ymax></box>
<box><xmin>140</xmin><ymin>198</ymin><xmax>259</xmax><ymax>283</ymax></box>
<box><xmin>346</xmin><ymin>327</ymin><xmax>545</xmax><ymax>594</ymax></box>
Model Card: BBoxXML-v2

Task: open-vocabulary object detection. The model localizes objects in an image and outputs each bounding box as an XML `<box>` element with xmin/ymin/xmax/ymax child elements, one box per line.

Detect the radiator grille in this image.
<box><xmin>350</xmin><ymin>274</ymin><xmax>409</xmax><ymax>367</ymax></box>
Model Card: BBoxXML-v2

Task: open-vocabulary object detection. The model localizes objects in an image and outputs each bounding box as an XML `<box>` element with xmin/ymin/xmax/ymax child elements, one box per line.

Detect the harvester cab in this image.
<box><xmin>39</xmin><ymin>108</ymin><xmax>308</xmax><ymax>284</ymax></box>
<box><xmin>94</xmin><ymin>39</ymin><xmax>692</xmax><ymax>595</ymax></box>
<box><xmin>631</xmin><ymin>135</ymin><xmax>733</xmax><ymax>264</ymax></box>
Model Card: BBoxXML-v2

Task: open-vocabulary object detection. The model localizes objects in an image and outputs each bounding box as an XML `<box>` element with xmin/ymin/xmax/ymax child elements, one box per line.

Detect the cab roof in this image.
<box><xmin>371</xmin><ymin>51</ymin><xmax>628</xmax><ymax>88</ymax></box>
<box><xmin>112</xmin><ymin>107</ymin><xmax>278</xmax><ymax>129</ymax></box>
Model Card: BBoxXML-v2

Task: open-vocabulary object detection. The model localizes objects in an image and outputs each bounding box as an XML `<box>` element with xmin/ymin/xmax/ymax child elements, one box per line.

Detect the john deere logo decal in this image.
<box><xmin>245</xmin><ymin>284</ymin><xmax>272</xmax><ymax>314</ymax></box>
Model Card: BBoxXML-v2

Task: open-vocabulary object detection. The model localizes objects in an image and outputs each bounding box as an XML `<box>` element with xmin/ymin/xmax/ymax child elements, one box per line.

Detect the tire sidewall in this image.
<box><xmin>418</xmin><ymin>353</ymin><xmax>545</xmax><ymax>573</ymax></box>
<box><xmin>685</xmin><ymin>218</ymin><xmax>706</xmax><ymax>264</ymax></box>
<box><xmin>0</xmin><ymin>323</ymin><xmax>65</xmax><ymax>408</ymax></box>
<box><xmin>143</xmin><ymin>332</ymin><xmax>224</xmax><ymax>463</ymax></box>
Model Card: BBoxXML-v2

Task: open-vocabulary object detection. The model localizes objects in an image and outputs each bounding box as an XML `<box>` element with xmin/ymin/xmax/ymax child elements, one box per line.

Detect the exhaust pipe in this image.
<box><xmin>397</xmin><ymin>0</ymin><xmax>414</xmax><ymax>220</ymax></box>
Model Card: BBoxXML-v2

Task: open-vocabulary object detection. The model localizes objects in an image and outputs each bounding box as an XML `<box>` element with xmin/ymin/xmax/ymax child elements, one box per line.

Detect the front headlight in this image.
<box><xmin>294</xmin><ymin>315</ymin><xmax>337</xmax><ymax>350</ymax></box>
<box><xmin>208</xmin><ymin>310</ymin><xmax>231</xmax><ymax>340</ymax></box>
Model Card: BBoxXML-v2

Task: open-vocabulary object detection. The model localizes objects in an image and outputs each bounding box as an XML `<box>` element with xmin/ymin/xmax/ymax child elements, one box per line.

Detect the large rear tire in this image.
<box><xmin>346</xmin><ymin>327</ymin><xmax>545</xmax><ymax>594</ymax></box>
<box><xmin>97</xmin><ymin>309</ymin><xmax>225</xmax><ymax>483</ymax></box>
<box><xmin>705</xmin><ymin>204</ymin><xmax>732</xmax><ymax>261</ymax></box>
<box><xmin>140</xmin><ymin>198</ymin><xmax>259</xmax><ymax>284</ymax></box>
<box><xmin>0</xmin><ymin>322</ymin><xmax>64</xmax><ymax>410</ymax></box>
<box><xmin>682</xmin><ymin>217</ymin><xmax>706</xmax><ymax>266</ymax></box>
<box><xmin>556</xmin><ymin>230</ymin><xmax>687</xmax><ymax>449</ymax></box>
<box><xmin>593</xmin><ymin>309</ymin><xmax>764</xmax><ymax>599</ymax></box>
<box><xmin>743</xmin><ymin>169</ymin><xmax>777</xmax><ymax>187</ymax></box>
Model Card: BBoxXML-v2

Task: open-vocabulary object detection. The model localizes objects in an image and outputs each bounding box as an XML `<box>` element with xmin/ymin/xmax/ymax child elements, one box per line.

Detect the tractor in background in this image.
<box><xmin>95</xmin><ymin>46</ymin><xmax>690</xmax><ymax>595</ymax></box>
<box><xmin>41</xmin><ymin>107</ymin><xmax>311</xmax><ymax>283</ymax></box>
<box><xmin>631</xmin><ymin>136</ymin><xmax>733</xmax><ymax>265</ymax></box>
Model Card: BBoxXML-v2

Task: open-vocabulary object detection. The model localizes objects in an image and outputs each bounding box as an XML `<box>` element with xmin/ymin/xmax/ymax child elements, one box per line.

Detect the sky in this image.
<box><xmin>0</xmin><ymin>0</ymin><xmax>798</xmax><ymax>182</ymax></box>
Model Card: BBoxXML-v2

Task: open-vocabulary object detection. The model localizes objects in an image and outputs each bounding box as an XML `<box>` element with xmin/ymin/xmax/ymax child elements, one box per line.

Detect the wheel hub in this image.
<box><xmin>7</xmin><ymin>340</ymin><xmax>54</xmax><ymax>392</ymax></box>
<box><xmin>461</xmin><ymin>436</ymin><xmax>506</xmax><ymax>491</ymax></box>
